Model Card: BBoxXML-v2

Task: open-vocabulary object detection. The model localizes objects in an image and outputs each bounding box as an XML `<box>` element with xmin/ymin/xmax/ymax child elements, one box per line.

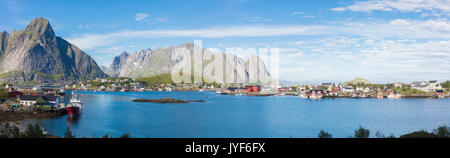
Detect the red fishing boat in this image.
<box><xmin>67</xmin><ymin>91</ymin><xmax>82</xmax><ymax>116</ymax></box>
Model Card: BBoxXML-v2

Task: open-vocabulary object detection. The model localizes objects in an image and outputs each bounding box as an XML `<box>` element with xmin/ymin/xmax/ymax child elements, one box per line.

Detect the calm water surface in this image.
<box><xmin>34</xmin><ymin>91</ymin><xmax>450</xmax><ymax>138</ymax></box>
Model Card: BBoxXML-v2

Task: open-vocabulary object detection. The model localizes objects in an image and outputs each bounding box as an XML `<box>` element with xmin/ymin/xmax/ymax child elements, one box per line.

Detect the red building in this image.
<box><xmin>244</xmin><ymin>85</ymin><xmax>261</xmax><ymax>93</ymax></box>
<box><xmin>8</xmin><ymin>91</ymin><xmax>23</xmax><ymax>99</ymax></box>
<box><xmin>278</xmin><ymin>87</ymin><xmax>289</xmax><ymax>92</ymax></box>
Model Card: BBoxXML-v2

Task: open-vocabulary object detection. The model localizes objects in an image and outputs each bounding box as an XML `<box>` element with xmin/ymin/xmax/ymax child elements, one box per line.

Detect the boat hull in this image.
<box><xmin>67</xmin><ymin>107</ymin><xmax>80</xmax><ymax>116</ymax></box>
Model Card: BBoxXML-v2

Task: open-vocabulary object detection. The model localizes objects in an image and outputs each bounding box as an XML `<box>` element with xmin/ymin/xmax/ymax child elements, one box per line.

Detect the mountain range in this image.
<box><xmin>0</xmin><ymin>18</ymin><xmax>272</xmax><ymax>84</ymax></box>
<box><xmin>105</xmin><ymin>43</ymin><xmax>272</xmax><ymax>84</ymax></box>
<box><xmin>0</xmin><ymin>18</ymin><xmax>107</xmax><ymax>84</ymax></box>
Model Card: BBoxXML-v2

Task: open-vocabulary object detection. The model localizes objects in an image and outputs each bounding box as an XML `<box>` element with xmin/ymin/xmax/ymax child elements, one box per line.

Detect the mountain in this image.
<box><xmin>106</xmin><ymin>43</ymin><xmax>272</xmax><ymax>84</ymax></box>
<box><xmin>0</xmin><ymin>18</ymin><xmax>107</xmax><ymax>84</ymax></box>
<box><xmin>100</xmin><ymin>65</ymin><xmax>108</xmax><ymax>73</ymax></box>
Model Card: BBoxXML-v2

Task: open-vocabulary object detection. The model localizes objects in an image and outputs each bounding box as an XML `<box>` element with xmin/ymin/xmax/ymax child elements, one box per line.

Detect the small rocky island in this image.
<box><xmin>132</xmin><ymin>98</ymin><xmax>205</xmax><ymax>104</ymax></box>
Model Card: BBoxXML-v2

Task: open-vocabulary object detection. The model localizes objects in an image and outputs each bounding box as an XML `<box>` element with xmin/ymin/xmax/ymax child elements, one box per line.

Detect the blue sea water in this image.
<box><xmin>35</xmin><ymin>91</ymin><xmax>450</xmax><ymax>138</ymax></box>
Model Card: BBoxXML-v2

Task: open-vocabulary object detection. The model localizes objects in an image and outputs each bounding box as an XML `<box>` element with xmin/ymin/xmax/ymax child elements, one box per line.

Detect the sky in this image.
<box><xmin>0</xmin><ymin>0</ymin><xmax>449</xmax><ymax>83</ymax></box>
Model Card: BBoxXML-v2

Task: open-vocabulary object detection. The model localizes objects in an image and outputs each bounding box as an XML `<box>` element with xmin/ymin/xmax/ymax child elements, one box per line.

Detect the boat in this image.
<box><xmin>387</xmin><ymin>92</ymin><xmax>402</xmax><ymax>99</ymax></box>
<box><xmin>376</xmin><ymin>91</ymin><xmax>384</xmax><ymax>99</ymax></box>
<box><xmin>299</xmin><ymin>93</ymin><xmax>308</xmax><ymax>99</ymax></box>
<box><xmin>67</xmin><ymin>91</ymin><xmax>82</xmax><ymax>116</ymax></box>
<box><xmin>216</xmin><ymin>91</ymin><xmax>223</xmax><ymax>94</ymax></box>
<box><xmin>309</xmin><ymin>93</ymin><xmax>323</xmax><ymax>99</ymax></box>
<box><xmin>199</xmin><ymin>89</ymin><xmax>204</xmax><ymax>92</ymax></box>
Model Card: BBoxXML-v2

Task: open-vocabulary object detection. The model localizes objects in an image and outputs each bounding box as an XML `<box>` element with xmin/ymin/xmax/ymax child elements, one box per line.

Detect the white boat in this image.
<box><xmin>299</xmin><ymin>92</ymin><xmax>308</xmax><ymax>99</ymax></box>
<box><xmin>387</xmin><ymin>93</ymin><xmax>402</xmax><ymax>99</ymax></box>
<box><xmin>199</xmin><ymin>89</ymin><xmax>204</xmax><ymax>92</ymax></box>
<box><xmin>216</xmin><ymin>91</ymin><xmax>223</xmax><ymax>94</ymax></box>
<box><xmin>309</xmin><ymin>93</ymin><xmax>323</xmax><ymax>99</ymax></box>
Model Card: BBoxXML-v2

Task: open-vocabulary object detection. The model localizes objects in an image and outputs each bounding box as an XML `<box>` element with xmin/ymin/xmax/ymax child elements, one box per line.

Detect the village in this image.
<box><xmin>0</xmin><ymin>78</ymin><xmax>449</xmax><ymax>114</ymax></box>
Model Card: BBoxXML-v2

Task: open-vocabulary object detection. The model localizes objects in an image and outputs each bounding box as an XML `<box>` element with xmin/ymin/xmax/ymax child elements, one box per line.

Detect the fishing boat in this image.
<box><xmin>387</xmin><ymin>92</ymin><xmax>402</xmax><ymax>99</ymax></box>
<box><xmin>67</xmin><ymin>91</ymin><xmax>82</xmax><ymax>116</ymax></box>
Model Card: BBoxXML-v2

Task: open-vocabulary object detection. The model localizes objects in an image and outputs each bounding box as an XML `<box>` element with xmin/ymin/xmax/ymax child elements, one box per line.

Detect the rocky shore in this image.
<box><xmin>0</xmin><ymin>107</ymin><xmax>66</xmax><ymax>125</ymax></box>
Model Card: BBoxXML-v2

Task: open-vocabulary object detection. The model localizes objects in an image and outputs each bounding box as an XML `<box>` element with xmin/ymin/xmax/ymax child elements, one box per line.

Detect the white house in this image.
<box><xmin>411</xmin><ymin>80</ymin><xmax>442</xmax><ymax>92</ymax></box>
<box><xmin>19</xmin><ymin>95</ymin><xmax>60</xmax><ymax>107</ymax></box>
<box><xmin>342</xmin><ymin>86</ymin><xmax>355</xmax><ymax>93</ymax></box>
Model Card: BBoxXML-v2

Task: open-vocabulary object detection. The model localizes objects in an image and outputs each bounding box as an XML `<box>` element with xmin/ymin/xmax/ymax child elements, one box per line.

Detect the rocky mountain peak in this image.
<box><xmin>0</xmin><ymin>18</ymin><xmax>107</xmax><ymax>84</ymax></box>
<box><xmin>119</xmin><ymin>51</ymin><xmax>130</xmax><ymax>57</ymax></box>
<box><xmin>25</xmin><ymin>18</ymin><xmax>55</xmax><ymax>40</ymax></box>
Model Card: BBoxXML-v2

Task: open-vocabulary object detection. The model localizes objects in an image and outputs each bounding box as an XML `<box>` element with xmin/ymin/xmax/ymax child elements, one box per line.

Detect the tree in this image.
<box><xmin>433</xmin><ymin>125</ymin><xmax>450</xmax><ymax>138</ymax></box>
<box><xmin>35</xmin><ymin>97</ymin><xmax>47</xmax><ymax>105</ymax></box>
<box><xmin>354</xmin><ymin>126</ymin><xmax>370</xmax><ymax>138</ymax></box>
<box><xmin>318</xmin><ymin>129</ymin><xmax>332</xmax><ymax>138</ymax></box>
<box><xmin>119</xmin><ymin>133</ymin><xmax>131</xmax><ymax>138</ymax></box>
<box><xmin>102</xmin><ymin>133</ymin><xmax>110</xmax><ymax>138</ymax></box>
<box><xmin>64</xmin><ymin>128</ymin><xmax>76</xmax><ymax>138</ymax></box>
<box><xmin>0</xmin><ymin>123</ymin><xmax>21</xmax><ymax>138</ymax></box>
<box><xmin>24</xmin><ymin>123</ymin><xmax>46</xmax><ymax>138</ymax></box>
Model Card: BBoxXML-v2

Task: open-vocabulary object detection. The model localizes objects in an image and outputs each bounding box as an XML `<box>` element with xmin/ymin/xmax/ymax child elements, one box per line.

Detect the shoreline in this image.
<box><xmin>0</xmin><ymin>110</ymin><xmax>65</xmax><ymax>126</ymax></box>
<box><xmin>69</xmin><ymin>89</ymin><xmax>449</xmax><ymax>99</ymax></box>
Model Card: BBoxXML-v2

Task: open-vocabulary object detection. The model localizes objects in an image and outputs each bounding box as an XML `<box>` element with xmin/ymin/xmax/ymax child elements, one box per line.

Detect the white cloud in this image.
<box><xmin>331</xmin><ymin>0</ymin><xmax>450</xmax><ymax>16</ymax></box>
<box><xmin>67</xmin><ymin>18</ymin><xmax>450</xmax><ymax>50</ymax></box>
<box><xmin>135</xmin><ymin>13</ymin><xmax>149</xmax><ymax>21</ymax></box>
<box><xmin>331</xmin><ymin>7</ymin><xmax>346</xmax><ymax>12</ymax></box>
<box><xmin>78</xmin><ymin>24</ymin><xmax>90</xmax><ymax>29</ymax></box>
<box><xmin>245</xmin><ymin>16</ymin><xmax>272</xmax><ymax>23</ymax></box>
<box><xmin>155</xmin><ymin>18</ymin><xmax>168</xmax><ymax>23</ymax></box>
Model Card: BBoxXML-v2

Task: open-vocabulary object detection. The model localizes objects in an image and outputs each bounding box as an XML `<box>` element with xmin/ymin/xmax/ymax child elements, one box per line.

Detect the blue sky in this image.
<box><xmin>1</xmin><ymin>0</ymin><xmax>449</xmax><ymax>83</ymax></box>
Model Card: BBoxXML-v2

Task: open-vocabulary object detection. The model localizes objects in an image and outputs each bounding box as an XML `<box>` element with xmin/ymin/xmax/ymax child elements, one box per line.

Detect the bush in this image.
<box><xmin>119</xmin><ymin>133</ymin><xmax>131</xmax><ymax>138</ymax></box>
<box><xmin>354</xmin><ymin>126</ymin><xmax>370</xmax><ymax>138</ymax></box>
<box><xmin>0</xmin><ymin>123</ymin><xmax>21</xmax><ymax>138</ymax></box>
<box><xmin>318</xmin><ymin>129</ymin><xmax>332</xmax><ymax>138</ymax></box>
<box><xmin>400</xmin><ymin>125</ymin><xmax>450</xmax><ymax>138</ymax></box>
<box><xmin>23</xmin><ymin>123</ymin><xmax>46</xmax><ymax>138</ymax></box>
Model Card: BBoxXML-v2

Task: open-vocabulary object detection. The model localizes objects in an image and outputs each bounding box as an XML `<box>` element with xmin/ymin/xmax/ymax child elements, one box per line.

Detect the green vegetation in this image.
<box><xmin>23</xmin><ymin>123</ymin><xmax>46</xmax><ymax>138</ymax></box>
<box><xmin>396</xmin><ymin>88</ymin><xmax>426</xmax><ymax>95</ymax></box>
<box><xmin>400</xmin><ymin>125</ymin><xmax>450</xmax><ymax>138</ymax></box>
<box><xmin>0</xmin><ymin>123</ymin><xmax>21</xmax><ymax>138</ymax></box>
<box><xmin>137</xmin><ymin>73</ymin><xmax>174</xmax><ymax>85</ymax></box>
<box><xmin>353</xmin><ymin>126</ymin><xmax>370</xmax><ymax>138</ymax></box>
<box><xmin>120</xmin><ymin>133</ymin><xmax>131</xmax><ymax>138</ymax></box>
<box><xmin>442</xmin><ymin>81</ymin><xmax>450</xmax><ymax>89</ymax></box>
<box><xmin>318</xmin><ymin>129</ymin><xmax>332</xmax><ymax>138</ymax></box>
<box><xmin>35</xmin><ymin>97</ymin><xmax>47</xmax><ymax>105</ymax></box>
<box><xmin>34</xmin><ymin>71</ymin><xmax>64</xmax><ymax>81</ymax></box>
<box><xmin>315</xmin><ymin>125</ymin><xmax>449</xmax><ymax>138</ymax></box>
<box><xmin>0</xmin><ymin>89</ymin><xmax>8</xmax><ymax>100</ymax></box>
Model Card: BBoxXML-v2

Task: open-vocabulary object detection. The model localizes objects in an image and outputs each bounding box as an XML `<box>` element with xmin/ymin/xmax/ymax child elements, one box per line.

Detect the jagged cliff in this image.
<box><xmin>107</xmin><ymin>43</ymin><xmax>272</xmax><ymax>83</ymax></box>
<box><xmin>0</xmin><ymin>18</ymin><xmax>107</xmax><ymax>84</ymax></box>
